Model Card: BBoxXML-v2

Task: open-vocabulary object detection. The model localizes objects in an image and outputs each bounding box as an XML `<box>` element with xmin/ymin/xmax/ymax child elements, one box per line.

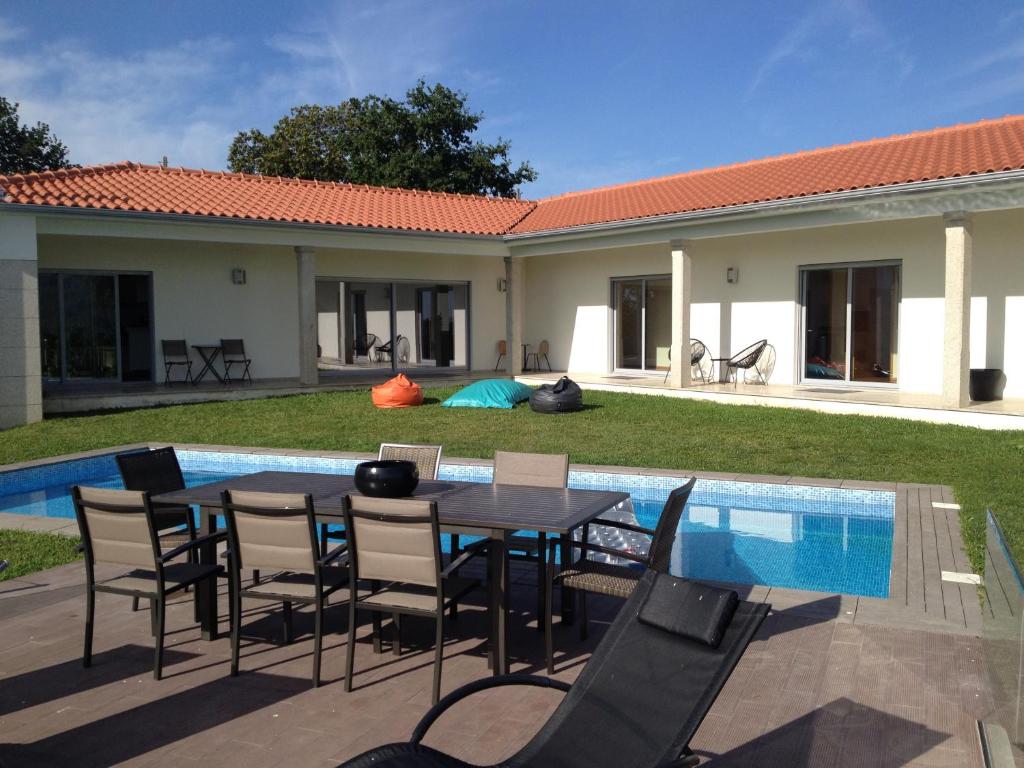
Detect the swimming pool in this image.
<box><xmin>0</xmin><ymin>449</ymin><xmax>895</xmax><ymax>597</ymax></box>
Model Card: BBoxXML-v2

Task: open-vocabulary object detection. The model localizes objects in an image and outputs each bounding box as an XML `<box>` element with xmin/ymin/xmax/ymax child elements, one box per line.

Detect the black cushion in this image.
<box><xmin>638</xmin><ymin>574</ymin><xmax>739</xmax><ymax>648</ymax></box>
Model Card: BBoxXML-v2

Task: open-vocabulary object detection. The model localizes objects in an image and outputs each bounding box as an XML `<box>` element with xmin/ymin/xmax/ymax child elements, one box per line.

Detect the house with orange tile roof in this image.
<box><xmin>2</xmin><ymin>115</ymin><xmax>1024</xmax><ymax>428</ymax></box>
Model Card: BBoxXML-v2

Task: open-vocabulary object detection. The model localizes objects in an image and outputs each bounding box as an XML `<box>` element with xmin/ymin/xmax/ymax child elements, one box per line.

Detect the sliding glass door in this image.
<box><xmin>801</xmin><ymin>263</ymin><xmax>900</xmax><ymax>385</ymax></box>
<box><xmin>612</xmin><ymin>275</ymin><xmax>671</xmax><ymax>373</ymax></box>
<box><xmin>39</xmin><ymin>271</ymin><xmax>153</xmax><ymax>383</ymax></box>
<box><xmin>316</xmin><ymin>279</ymin><xmax>469</xmax><ymax>373</ymax></box>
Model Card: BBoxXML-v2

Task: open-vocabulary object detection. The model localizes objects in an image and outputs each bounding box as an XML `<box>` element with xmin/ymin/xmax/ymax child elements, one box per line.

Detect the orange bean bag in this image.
<box><xmin>371</xmin><ymin>373</ymin><xmax>424</xmax><ymax>409</ymax></box>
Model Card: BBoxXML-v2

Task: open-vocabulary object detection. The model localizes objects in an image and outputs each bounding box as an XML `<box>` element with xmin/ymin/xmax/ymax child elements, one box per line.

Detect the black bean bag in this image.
<box><xmin>529</xmin><ymin>376</ymin><xmax>583</xmax><ymax>414</ymax></box>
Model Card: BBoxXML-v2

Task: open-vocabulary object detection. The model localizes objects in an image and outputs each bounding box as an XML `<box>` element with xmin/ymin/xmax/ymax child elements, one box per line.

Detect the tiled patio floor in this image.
<box><xmin>1</xmin><ymin>557</ymin><xmax>990</xmax><ymax>767</ymax></box>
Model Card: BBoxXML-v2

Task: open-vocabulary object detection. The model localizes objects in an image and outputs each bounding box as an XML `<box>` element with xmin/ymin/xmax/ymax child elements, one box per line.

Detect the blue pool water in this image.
<box><xmin>0</xmin><ymin>449</ymin><xmax>894</xmax><ymax>597</ymax></box>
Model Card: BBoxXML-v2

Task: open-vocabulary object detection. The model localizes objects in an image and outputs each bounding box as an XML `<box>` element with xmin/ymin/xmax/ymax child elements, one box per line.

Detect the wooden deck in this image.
<box><xmin>0</xmin><ymin>557</ymin><xmax>990</xmax><ymax>767</ymax></box>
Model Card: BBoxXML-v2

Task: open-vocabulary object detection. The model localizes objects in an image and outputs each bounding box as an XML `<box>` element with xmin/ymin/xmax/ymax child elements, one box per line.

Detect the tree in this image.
<box><xmin>228</xmin><ymin>81</ymin><xmax>536</xmax><ymax>198</ymax></box>
<box><xmin>0</xmin><ymin>97</ymin><xmax>72</xmax><ymax>175</ymax></box>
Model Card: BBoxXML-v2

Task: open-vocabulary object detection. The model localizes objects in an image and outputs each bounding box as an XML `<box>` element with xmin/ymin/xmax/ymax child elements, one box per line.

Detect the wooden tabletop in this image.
<box><xmin>155</xmin><ymin>470</ymin><xmax>629</xmax><ymax>534</ymax></box>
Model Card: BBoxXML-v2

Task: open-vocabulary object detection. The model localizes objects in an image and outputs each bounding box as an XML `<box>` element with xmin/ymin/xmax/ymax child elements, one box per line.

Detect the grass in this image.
<box><xmin>1</xmin><ymin>386</ymin><xmax>1022</xmax><ymax>574</ymax></box>
<box><xmin>0</xmin><ymin>529</ymin><xmax>82</xmax><ymax>581</ymax></box>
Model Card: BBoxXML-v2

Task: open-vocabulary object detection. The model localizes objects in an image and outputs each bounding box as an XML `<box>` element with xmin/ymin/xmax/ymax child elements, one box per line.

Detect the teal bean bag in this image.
<box><xmin>441</xmin><ymin>379</ymin><xmax>534</xmax><ymax>409</ymax></box>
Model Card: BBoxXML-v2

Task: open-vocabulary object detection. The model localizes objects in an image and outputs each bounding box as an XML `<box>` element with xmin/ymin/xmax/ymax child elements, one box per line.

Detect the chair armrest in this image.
<box><xmin>589</xmin><ymin>517</ymin><xmax>655</xmax><ymax>537</ymax></box>
<box><xmin>440</xmin><ymin>538</ymin><xmax>488</xmax><ymax>578</ymax></box>
<box><xmin>411</xmin><ymin>674</ymin><xmax>570</xmax><ymax>744</ymax></box>
<box><xmin>547</xmin><ymin>537</ymin><xmax>649</xmax><ymax>565</ymax></box>
<box><xmin>159</xmin><ymin>530</ymin><xmax>226</xmax><ymax>562</ymax></box>
<box><xmin>318</xmin><ymin>543</ymin><xmax>348</xmax><ymax>566</ymax></box>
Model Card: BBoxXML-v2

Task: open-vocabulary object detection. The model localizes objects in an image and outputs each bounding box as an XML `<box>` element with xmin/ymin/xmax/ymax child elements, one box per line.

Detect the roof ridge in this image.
<box><xmin>536</xmin><ymin>114</ymin><xmax>1024</xmax><ymax>203</ymax></box>
<box><xmin>125</xmin><ymin>163</ymin><xmax>535</xmax><ymax>205</ymax></box>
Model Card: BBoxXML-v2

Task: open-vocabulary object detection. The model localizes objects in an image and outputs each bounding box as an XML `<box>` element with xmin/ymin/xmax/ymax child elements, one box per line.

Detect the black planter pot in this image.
<box><xmin>969</xmin><ymin>368</ymin><xmax>1003</xmax><ymax>402</ymax></box>
<box><xmin>354</xmin><ymin>460</ymin><xmax>419</xmax><ymax>498</ymax></box>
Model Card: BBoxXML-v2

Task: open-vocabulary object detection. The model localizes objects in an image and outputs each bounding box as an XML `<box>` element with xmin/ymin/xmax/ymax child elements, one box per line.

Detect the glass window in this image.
<box><xmin>39</xmin><ymin>273</ymin><xmax>61</xmax><ymax>381</ymax></box>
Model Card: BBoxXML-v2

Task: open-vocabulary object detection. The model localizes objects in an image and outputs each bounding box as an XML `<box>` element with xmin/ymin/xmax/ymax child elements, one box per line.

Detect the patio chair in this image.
<box><xmin>116</xmin><ymin>447</ymin><xmax>198</xmax><ymax>612</ymax></box>
<box><xmin>319</xmin><ymin>443</ymin><xmax>444</xmax><ymax>554</ymax></box>
<box><xmin>546</xmin><ymin>477</ymin><xmax>696</xmax><ymax>673</ymax></box>
<box><xmin>220</xmin><ymin>339</ymin><xmax>253</xmax><ymax>384</ymax></box>
<box><xmin>161</xmin><ymin>340</ymin><xmax>193</xmax><ymax>385</ymax></box>
<box><xmin>71</xmin><ymin>486</ymin><xmax>224</xmax><ymax>680</ymax></box>
<box><xmin>343</xmin><ymin>495</ymin><xmax>483</xmax><ymax>704</ymax></box>
<box><xmin>525</xmin><ymin>340</ymin><xmax>553</xmax><ymax>372</ymax></box>
<box><xmin>374</xmin><ymin>335</ymin><xmax>404</xmax><ymax>363</ymax></box>
<box><xmin>220</xmin><ymin>490</ymin><xmax>349</xmax><ymax>687</ymax></box>
<box><xmin>338</xmin><ymin>569</ymin><xmax>769</xmax><ymax>768</ymax></box>
<box><xmin>356</xmin><ymin>333</ymin><xmax>378</xmax><ymax>360</ymax></box>
<box><xmin>494</xmin><ymin>340</ymin><xmax>507</xmax><ymax>371</ymax></box>
<box><xmin>662</xmin><ymin>339</ymin><xmax>712</xmax><ymax>384</ymax></box>
<box><xmin>493</xmin><ymin>451</ymin><xmax>570</xmax><ymax>627</ymax></box>
<box><xmin>714</xmin><ymin>339</ymin><xmax>769</xmax><ymax>388</ymax></box>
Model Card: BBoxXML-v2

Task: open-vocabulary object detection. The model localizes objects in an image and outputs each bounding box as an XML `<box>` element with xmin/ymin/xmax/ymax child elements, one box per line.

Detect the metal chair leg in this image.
<box><xmin>230</xmin><ymin>573</ymin><xmax>241</xmax><ymax>676</ymax></box>
<box><xmin>344</xmin><ymin>601</ymin><xmax>357</xmax><ymax>693</ymax></box>
<box><xmin>545</xmin><ymin>554</ymin><xmax>555</xmax><ymax>675</ymax></box>
<box><xmin>313</xmin><ymin>598</ymin><xmax>324</xmax><ymax>687</ymax></box>
<box><xmin>432</xmin><ymin>615</ymin><xmax>444</xmax><ymax>705</ymax></box>
<box><xmin>153</xmin><ymin>596</ymin><xmax>166</xmax><ymax>680</ymax></box>
<box><xmin>282</xmin><ymin>601</ymin><xmax>293</xmax><ymax>643</ymax></box>
<box><xmin>83</xmin><ymin>587</ymin><xmax>95</xmax><ymax>668</ymax></box>
<box><xmin>392</xmin><ymin>613</ymin><xmax>402</xmax><ymax>657</ymax></box>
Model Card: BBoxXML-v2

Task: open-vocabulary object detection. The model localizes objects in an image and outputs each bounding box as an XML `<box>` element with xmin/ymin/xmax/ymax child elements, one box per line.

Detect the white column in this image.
<box><xmin>669</xmin><ymin>239</ymin><xmax>692</xmax><ymax>388</ymax></box>
<box><xmin>505</xmin><ymin>256</ymin><xmax>524</xmax><ymax>375</ymax></box>
<box><xmin>942</xmin><ymin>213</ymin><xmax>972</xmax><ymax>408</ymax></box>
<box><xmin>0</xmin><ymin>213</ymin><xmax>41</xmax><ymax>428</ymax></box>
<box><xmin>295</xmin><ymin>246</ymin><xmax>318</xmax><ymax>386</ymax></box>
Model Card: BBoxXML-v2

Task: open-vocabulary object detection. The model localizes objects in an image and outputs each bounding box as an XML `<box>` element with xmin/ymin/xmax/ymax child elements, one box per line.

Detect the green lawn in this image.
<box><xmin>0</xmin><ymin>529</ymin><xmax>82</xmax><ymax>581</ymax></box>
<box><xmin>1</xmin><ymin>386</ymin><xmax>1021</xmax><ymax>573</ymax></box>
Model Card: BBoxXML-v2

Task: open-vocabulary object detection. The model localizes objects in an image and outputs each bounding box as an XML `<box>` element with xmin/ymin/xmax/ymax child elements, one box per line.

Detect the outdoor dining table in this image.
<box><xmin>154</xmin><ymin>470</ymin><xmax>629</xmax><ymax>675</ymax></box>
<box><xmin>191</xmin><ymin>343</ymin><xmax>225</xmax><ymax>384</ymax></box>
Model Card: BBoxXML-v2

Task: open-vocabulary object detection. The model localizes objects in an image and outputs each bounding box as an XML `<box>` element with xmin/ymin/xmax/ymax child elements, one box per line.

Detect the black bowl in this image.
<box><xmin>354</xmin><ymin>460</ymin><xmax>419</xmax><ymax>498</ymax></box>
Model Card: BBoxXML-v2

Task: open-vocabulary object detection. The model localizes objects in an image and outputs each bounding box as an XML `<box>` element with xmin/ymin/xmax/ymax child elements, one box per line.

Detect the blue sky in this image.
<box><xmin>2</xmin><ymin>1</ymin><xmax>1023</xmax><ymax>198</ymax></box>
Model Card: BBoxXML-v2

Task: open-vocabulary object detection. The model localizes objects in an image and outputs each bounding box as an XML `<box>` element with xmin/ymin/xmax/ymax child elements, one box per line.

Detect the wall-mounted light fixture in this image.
<box><xmin>726</xmin><ymin>267</ymin><xmax>739</xmax><ymax>284</ymax></box>
<box><xmin>497</xmin><ymin>277</ymin><xmax>507</xmax><ymax>293</ymax></box>
<box><xmin>231</xmin><ymin>268</ymin><xmax>247</xmax><ymax>285</ymax></box>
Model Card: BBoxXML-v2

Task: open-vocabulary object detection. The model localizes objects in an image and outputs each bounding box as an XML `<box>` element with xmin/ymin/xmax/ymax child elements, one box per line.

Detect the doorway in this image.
<box><xmin>801</xmin><ymin>263</ymin><xmax>900</xmax><ymax>385</ymax></box>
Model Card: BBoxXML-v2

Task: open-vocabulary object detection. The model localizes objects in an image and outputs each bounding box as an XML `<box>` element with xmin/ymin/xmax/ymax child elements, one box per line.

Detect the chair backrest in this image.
<box><xmin>161</xmin><ymin>339</ymin><xmax>188</xmax><ymax>359</ymax></box>
<box><xmin>510</xmin><ymin>570</ymin><xmax>770</xmax><ymax>768</ymax></box>
<box><xmin>689</xmin><ymin>339</ymin><xmax>707</xmax><ymax>367</ymax></box>
<box><xmin>729</xmin><ymin>339</ymin><xmax>768</xmax><ymax>369</ymax></box>
<box><xmin>220</xmin><ymin>339</ymin><xmax>246</xmax><ymax>360</ymax></box>
<box><xmin>538</xmin><ymin>339</ymin><xmax>550</xmax><ymax>355</ymax></box>
<box><xmin>378</xmin><ymin>443</ymin><xmax>443</xmax><ymax>481</ymax></box>
<box><xmin>493</xmin><ymin>450</ymin><xmax>569</xmax><ymax>488</ymax></box>
<box><xmin>116</xmin><ymin>448</ymin><xmax>190</xmax><ymax>533</ymax></box>
<box><xmin>221</xmin><ymin>490</ymin><xmax>318</xmax><ymax>574</ymax></box>
<box><xmin>647</xmin><ymin>477</ymin><xmax>697</xmax><ymax>572</ymax></box>
<box><xmin>496</xmin><ymin>339</ymin><xmax>507</xmax><ymax>356</ymax></box>
<box><xmin>72</xmin><ymin>486</ymin><xmax>159</xmax><ymax>570</ymax></box>
<box><xmin>344</xmin><ymin>496</ymin><xmax>441</xmax><ymax>588</ymax></box>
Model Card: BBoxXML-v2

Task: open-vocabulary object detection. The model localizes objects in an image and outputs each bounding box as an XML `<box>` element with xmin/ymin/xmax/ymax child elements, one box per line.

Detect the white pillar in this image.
<box><xmin>942</xmin><ymin>213</ymin><xmax>972</xmax><ymax>408</ymax></box>
<box><xmin>0</xmin><ymin>213</ymin><xmax>41</xmax><ymax>428</ymax></box>
<box><xmin>505</xmin><ymin>256</ymin><xmax>524</xmax><ymax>375</ymax></box>
<box><xmin>669</xmin><ymin>239</ymin><xmax>692</xmax><ymax>388</ymax></box>
<box><xmin>295</xmin><ymin>246</ymin><xmax>318</xmax><ymax>386</ymax></box>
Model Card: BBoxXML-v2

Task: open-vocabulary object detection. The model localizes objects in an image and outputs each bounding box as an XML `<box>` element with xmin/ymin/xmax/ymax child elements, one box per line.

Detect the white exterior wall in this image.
<box><xmin>522</xmin><ymin>213</ymin><xmax>1024</xmax><ymax>396</ymax></box>
<box><xmin>39</xmin><ymin>235</ymin><xmax>301</xmax><ymax>378</ymax></box>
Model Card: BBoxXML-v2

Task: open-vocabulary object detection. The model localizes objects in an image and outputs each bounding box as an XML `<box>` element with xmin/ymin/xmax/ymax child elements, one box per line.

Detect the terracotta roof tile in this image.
<box><xmin>512</xmin><ymin>114</ymin><xmax>1024</xmax><ymax>233</ymax></box>
<box><xmin>0</xmin><ymin>162</ymin><xmax>535</xmax><ymax>236</ymax></box>
<box><xmin>2</xmin><ymin>116</ymin><xmax>1024</xmax><ymax>237</ymax></box>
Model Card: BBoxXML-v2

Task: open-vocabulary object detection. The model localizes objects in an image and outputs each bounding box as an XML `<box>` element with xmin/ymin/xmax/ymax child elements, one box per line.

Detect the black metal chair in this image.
<box><xmin>343</xmin><ymin>495</ymin><xmax>483</xmax><ymax>704</ymax></box>
<box><xmin>220</xmin><ymin>339</ymin><xmax>253</xmax><ymax>384</ymax></box>
<box><xmin>716</xmin><ymin>339</ymin><xmax>770</xmax><ymax>388</ymax></box>
<box><xmin>116</xmin><ymin>448</ymin><xmax>198</xmax><ymax>612</ymax></box>
<box><xmin>662</xmin><ymin>339</ymin><xmax>711</xmax><ymax>384</ymax></box>
<box><xmin>221</xmin><ymin>490</ymin><xmax>349</xmax><ymax>687</ymax></box>
<box><xmin>338</xmin><ymin>569</ymin><xmax>769</xmax><ymax>768</ymax></box>
<box><xmin>71</xmin><ymin>486</ymin><xmax>224</xmax><ymax>680</ymax></box>
<box><xmin>546</xmin><ymin>477</ymin><xmax>696</xmax><ymax>673</ymax></box>
<box><xmin>161</xmin><ymin>340</ymin><xmax>193</xmax><ymax>385</ymax></box>
<box><xmin>374</xmin><ymin>334</ymin><xmax>405</xmax><ymax>364</ymax></box>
